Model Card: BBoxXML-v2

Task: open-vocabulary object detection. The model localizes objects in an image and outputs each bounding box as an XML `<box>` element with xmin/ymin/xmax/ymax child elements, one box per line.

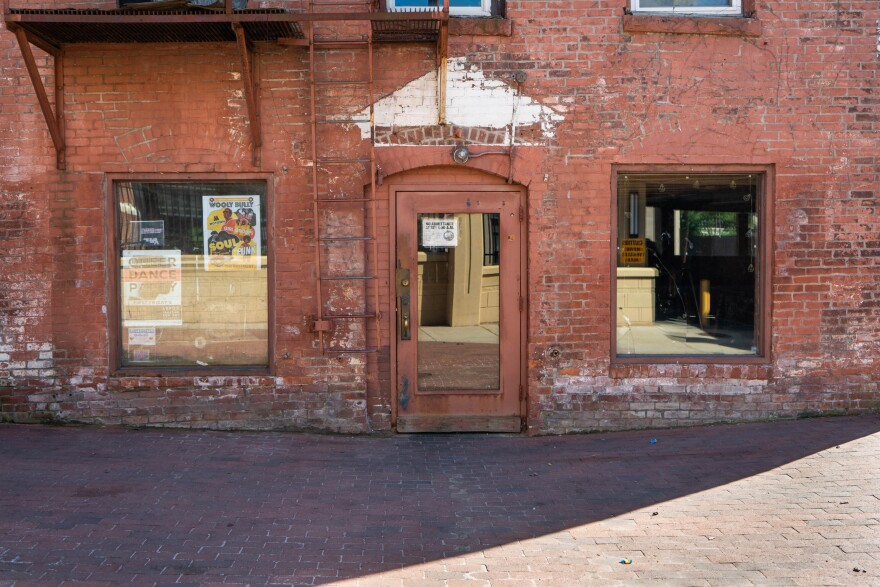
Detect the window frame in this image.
<box><xmin>610</xmin><ymin>165</ymin><xmax>773</xmax><ymax>365</ymax></box>
<box><xmin>386</xmin><ymin>0</ymin><xmax>493</xmax><ymax>17</ymax></box>
<box><xmin>631</xmin><ymin>0</ymin><xmax>743</xmax><ymax>16</ymax></box>
<box><xmin>106</xmin><ymin>173</ymin><xmax>275</xmax><ymax>376</ymax></box>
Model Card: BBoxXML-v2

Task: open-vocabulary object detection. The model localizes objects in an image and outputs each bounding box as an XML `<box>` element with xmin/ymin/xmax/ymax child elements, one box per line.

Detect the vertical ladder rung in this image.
<box><xmin>317</xmin><ymin>157</ymin><xmax>371</xmax><ymax>163</ymax></box>
<box><xmin>314</xmin><ymin>79</ymin><xmax>372</xmax><ymax>85</ymax></box>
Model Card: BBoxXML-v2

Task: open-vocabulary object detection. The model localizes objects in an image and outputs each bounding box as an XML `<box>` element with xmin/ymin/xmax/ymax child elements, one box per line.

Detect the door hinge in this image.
<box><xmin>519</xmin><ymin>384</ymin><xmax>524</xmax><ymax>400</ymax></box>
<box><xmin>519</xmin><ymin>206</ymin><xmax>524</xmax><ymax>222</ymax></box>
<box><xmin>519</xmin><ymin>295</ymin><xmax>524</xmax><ymax>312</ymax></box>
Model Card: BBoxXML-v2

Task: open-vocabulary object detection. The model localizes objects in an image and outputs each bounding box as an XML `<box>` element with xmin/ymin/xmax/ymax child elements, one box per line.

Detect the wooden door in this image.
<box><xmin>394</xmin><ymin>189</ymin><xmax>524</xmax><ymax>432</ymax></box>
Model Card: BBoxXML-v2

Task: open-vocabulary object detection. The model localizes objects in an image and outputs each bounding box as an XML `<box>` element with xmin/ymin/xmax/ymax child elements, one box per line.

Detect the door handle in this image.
<box><xmin>396</xmin><ymin>268</ymin><xmax>412</xmax><ymax>340</ymax></box>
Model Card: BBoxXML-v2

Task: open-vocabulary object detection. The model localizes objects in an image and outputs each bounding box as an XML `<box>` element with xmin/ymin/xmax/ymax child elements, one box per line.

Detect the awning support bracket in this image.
<box><xmin>12</xmin><ymin>25</ymin><xmax>65</xmax><ymax>170</ymax></box>
<box><xmin>232</xmin><ymin>22</ymin><xmax>261</xmax><ymax>167</ymax></box>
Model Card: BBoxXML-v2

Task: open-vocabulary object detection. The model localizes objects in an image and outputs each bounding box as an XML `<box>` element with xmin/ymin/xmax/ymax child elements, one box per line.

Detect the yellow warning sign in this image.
<box><xmin>620</xmin><ymin>238</ymin><xmax>646</xmax><ymax>265</ymax></box>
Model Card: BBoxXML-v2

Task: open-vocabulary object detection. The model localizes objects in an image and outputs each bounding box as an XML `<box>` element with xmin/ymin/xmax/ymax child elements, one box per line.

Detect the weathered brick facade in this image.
<box><xmin>1</xmin><ymin>0</ymin><xmax>877</xmax><ymax>433</ymax></box>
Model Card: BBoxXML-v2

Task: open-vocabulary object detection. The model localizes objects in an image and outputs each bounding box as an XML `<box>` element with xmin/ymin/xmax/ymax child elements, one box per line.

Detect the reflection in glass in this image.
<box><xmin>616</xmin><ymin>173</ymin><xmax>760</xmax><ymax>356</ymax></box>
<box><xmin>417</xmin><ymin>213</ymin><xmax>500</xmax><ymax>391</ymax></box>
<box><xmin>117</xmin><ymin>182</ymin><xmax>268</xmax><ymax>367</ymax></box>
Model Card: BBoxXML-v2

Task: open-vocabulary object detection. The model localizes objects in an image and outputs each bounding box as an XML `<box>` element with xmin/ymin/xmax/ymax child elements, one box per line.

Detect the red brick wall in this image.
<box><xmin>0</xmin><ymin>29</ymin><xmax>374</xmax><ymax>431</ymax></box>
<box><xmin>1</xmin><ymin>0</ymin><xmax>878</xmax><ymax>432</ymax></box>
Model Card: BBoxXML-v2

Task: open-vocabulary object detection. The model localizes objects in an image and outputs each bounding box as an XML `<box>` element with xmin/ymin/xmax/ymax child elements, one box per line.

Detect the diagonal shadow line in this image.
<box><xmin>0</xmin><ymin>414</ymin><xmax>878</xmax><ymax>585</ymax></box>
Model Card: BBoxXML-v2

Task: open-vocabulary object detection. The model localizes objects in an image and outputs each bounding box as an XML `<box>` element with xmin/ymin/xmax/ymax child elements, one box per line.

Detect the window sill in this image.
<box><xmin>612</xmin><ymin>355</ymin><xmax>769</xmax><ymax>365</ymax></box>
<box><xmin>609</xmin><ymin>360</ymin><xmax>772</xmax><ymax>381</ymax></box>
<box><xmin>622</xmin><ymin>13</ymin><xmax>761</xmax><ymax>37</ymax></box>
<box><xmin>111</xmin><ymin>366</ymin><xmax>271</xmax><ymax>379</ymax></box>
<box><xmin>449</xmin><ymin>17</ymin><xmax>512</xmax><ymax>37</ymax></box>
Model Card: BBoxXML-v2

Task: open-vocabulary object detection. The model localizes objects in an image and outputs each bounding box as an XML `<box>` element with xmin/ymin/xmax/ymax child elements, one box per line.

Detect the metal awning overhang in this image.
<box><xmin>5</xmin><ymin>6</ymin><xmax>446</xmax><ymax>169</ymax></box>
<box><xmin>6</xmin><ymin>9</ymin><xmax>444</xmax><ymax>44</ymax></box>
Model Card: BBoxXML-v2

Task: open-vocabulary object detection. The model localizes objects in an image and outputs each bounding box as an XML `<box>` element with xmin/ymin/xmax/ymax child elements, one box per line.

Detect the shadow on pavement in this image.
<box><xmin>1</xmin><ymin>414</ymin><xmax>878</xmax><ymax>585</ymax></box>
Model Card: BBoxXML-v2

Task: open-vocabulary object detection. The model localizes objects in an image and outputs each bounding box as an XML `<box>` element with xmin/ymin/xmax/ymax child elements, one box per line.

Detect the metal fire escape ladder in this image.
<box><xmin>308</xmin><ymin>0</ymin><xmax>381</xmax><ymax>355</ymax></box>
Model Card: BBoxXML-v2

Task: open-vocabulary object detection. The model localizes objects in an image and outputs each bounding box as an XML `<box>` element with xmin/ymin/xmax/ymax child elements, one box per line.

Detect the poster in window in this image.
<box><xmin>422</xmin><ymin>218</ymin><xmax>459</xmax><ymax>247</ymax></box>
<box><xmin>202</xmin><ymin>196</ymin><xmax>261</xmax><ymax>271</ymax></box>
<box><xmin>128</xmin><ymin>220</ymin><xmax>164</xmax><ymax>247</ymax></box>
<box><xmin>121</xmin><ymin>250</ymin><xmax>183</xmax><ymax>326</ymax></box>
<box><xmin>127</xmin><ymin>327</ymin><xmax>156</xmax><ymax>346</ymax></box>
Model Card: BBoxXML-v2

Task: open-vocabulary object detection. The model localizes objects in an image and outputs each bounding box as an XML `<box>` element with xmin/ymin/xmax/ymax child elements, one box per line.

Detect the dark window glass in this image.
<box><xmin>616</xmin><ymin>173</ymin><xmax>760</xmax><ymax>357</ymax></box>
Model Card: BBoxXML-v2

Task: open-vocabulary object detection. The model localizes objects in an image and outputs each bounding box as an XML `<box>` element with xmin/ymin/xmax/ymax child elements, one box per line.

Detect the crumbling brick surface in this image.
<box><xmin>0</xmin><ymin>1</ymin><xmax>877</xmax><ymax>432</ymax></box>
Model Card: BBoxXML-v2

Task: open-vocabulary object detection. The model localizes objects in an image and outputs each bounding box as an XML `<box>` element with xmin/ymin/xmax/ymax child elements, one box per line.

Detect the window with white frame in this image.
<box><xmin>632</xmin><ymin>0</ymin><xmax>742</xmax><ymax>16</ymax></box>
<box><xmin>387</xmin><ymin>0</ymin><xmax>492</xmax><ymax>17</ymax></box>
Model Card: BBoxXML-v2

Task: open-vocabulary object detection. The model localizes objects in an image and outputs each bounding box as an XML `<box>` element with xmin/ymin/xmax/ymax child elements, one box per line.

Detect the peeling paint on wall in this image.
<box><xmin>358</xmin><ymin>57</ymin><xmax>564</xmax><ymax>145</ymax></box>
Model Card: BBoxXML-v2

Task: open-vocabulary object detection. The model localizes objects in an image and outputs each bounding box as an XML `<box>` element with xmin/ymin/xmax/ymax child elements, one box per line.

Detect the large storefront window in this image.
<box><xmin>615</xmin><ymin>172</ymin><xmax>764</xmax><ymax>358</ymax></box>
<box><xmin>115</xmin><ymin>181</ymin><xmax>268</xmax><ymax>368</ymax></box>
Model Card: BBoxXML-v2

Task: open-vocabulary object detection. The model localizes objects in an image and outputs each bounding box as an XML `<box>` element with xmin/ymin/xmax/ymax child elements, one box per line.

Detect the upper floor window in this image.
<box><xmin>387</xmin><ymin>0</ymin><xmax>492</xmax><ymax>17</ymax></box>
<box><xmin>632</xmin><ymin>0</ymin><xmax>742</xmax><ymax>16</ymax></box>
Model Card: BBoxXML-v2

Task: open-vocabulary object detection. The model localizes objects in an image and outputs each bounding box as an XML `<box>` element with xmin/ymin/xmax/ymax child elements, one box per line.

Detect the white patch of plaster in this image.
<box><xmin>8</xmin><ymin>341</ymin><xmax>56</xmax><ymax>383</ymax></box>
<box><xmin>357</xmin><ymin>57</ymin><xmax>564</xmax><ymax>144</ymax></box>
<box><xmin>226</xmin><ymin>89</ymin><xmax>245</xmax><ymax>111</ymax></box>
<box><xmin>194</xmin><ymin>376</ymin><xmax>229</xmax><ymax>387</ymax></box>
<box><xmin>206</xmin><ymin>393</ymin><xmax>240</xmax><ymax>402</ymax></box>
<box><xmin>789</xmin><ymin>209</ymin><xmax>809</xmax><ymax>226</ymax></box>
<box><xmin>0</xmin><ymin>157</ymin><xmax>29</xmax><ymax>183</ymax></box>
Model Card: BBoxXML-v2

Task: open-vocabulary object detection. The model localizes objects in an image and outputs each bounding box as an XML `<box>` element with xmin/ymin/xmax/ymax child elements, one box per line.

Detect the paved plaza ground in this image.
<box><xmin>1</xmin><ymin>415</ymin><xmax>878</xmax><ymax>586</ymax></box>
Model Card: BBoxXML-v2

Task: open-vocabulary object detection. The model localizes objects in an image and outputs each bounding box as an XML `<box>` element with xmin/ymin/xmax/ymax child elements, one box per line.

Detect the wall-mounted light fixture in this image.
<box><xmin>452</xmin><ymin>146</ymin><xmax>471</xmax><ymax>164</ymax></box>
<box><xmin>451</xmin><ymin>146</ymin><xmax>509</xmax><ymax>165</ymax></box>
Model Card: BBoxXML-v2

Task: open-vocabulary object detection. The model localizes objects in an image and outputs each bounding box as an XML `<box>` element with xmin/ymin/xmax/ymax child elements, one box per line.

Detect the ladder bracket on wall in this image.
<box><xmin>232</xmin><ymin>22</ymin><xmax>261</xmax><ymax>167</ymax></box>
<box><xmin>311</xmin><ymin>319</ymin><xmax>333</xmax><ymax>333</ymax></box>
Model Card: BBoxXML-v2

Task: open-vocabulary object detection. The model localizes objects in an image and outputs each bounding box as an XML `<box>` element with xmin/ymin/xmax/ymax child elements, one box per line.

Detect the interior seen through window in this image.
<box><xmin>616</xmin><ymin>172</ymin><xmax>761</xmax><ymax>357</ymax></box>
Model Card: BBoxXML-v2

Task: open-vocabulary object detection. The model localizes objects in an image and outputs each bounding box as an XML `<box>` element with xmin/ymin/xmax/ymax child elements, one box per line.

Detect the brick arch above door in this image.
<box><xmin>375</xmin><ymin>146</ymin><xmax>546</xmax><ymax>188</ymax></box>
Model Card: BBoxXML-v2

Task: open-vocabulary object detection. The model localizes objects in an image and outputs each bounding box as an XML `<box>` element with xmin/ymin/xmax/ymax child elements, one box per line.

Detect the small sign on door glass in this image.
<box><xmin>422</xmin><ymin>218</ymin><xmax>459</xmax><ymax>247</ymax></box>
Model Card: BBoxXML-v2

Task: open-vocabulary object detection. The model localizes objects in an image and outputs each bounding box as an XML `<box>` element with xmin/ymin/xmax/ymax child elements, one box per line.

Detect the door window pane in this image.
<box><xmin>116</xmin><ymin>181</ymin><xmax>268</xmax><ymax>368</ymax></box>
<box><xmin>616</xmin><ymin>173</ymin><xmax>761</xmax><ymax>356</ymax></box>
<box><xmin>416</xmin><ymin>213</ymin><xmax>500</xmax><ymax>390</ymax></box>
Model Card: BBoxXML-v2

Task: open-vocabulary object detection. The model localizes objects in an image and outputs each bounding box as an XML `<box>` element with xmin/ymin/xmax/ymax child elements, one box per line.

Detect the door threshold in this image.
<box><xmin>397</xmin><ymin>415</ymin><xmax>522</xmax><ymax>433</ymax></box>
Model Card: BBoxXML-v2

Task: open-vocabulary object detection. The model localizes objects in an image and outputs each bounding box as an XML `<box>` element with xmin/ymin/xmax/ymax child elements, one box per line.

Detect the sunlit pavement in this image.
<box><xmin>1</xmin><ymin>415</ymin><xmax>878</xmax><ymax>586</ymax></box>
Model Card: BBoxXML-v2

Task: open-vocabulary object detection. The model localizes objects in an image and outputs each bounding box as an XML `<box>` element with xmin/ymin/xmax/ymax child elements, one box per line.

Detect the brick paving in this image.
<box><xmin>0</xmin><ymin>415</ymin><xmax>878</xmax><ymax>586</ymax></box>
<box><xmin>417</xmin><ymin>341</ymin><xmax>499</xmax><ymax>390</ymax></box>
